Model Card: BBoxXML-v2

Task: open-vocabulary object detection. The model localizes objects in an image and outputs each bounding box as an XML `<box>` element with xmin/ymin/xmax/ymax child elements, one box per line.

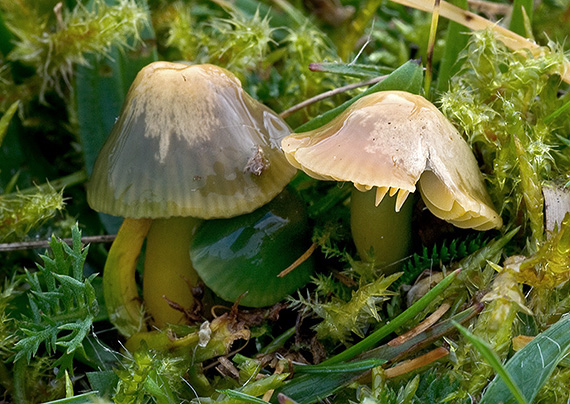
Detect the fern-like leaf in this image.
<box><xmin>394</xmin><ymin>233</ymin><xmax>487</xmax><ymax>288</ymax></box>
<box><xmin>13</xmin><ymin>224</ymin><xmax>98</xmax><ymax>374</ymax></box>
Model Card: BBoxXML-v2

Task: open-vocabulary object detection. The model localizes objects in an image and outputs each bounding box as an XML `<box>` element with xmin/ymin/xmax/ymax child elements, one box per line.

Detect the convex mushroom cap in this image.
<box><xmin>88</xmin><ymin>61</ymin><xmax>296</xmax><ymax>219</ymax></box>
<box><xmin>282</xmin><ymin>90</ymin><xmax>502</xmax><ymax>230</ymax></box>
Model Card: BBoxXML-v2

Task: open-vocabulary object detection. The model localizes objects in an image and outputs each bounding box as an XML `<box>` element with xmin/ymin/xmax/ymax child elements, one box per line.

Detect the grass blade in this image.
<box><xmin>308</xmin><ymin>62</ymin><xmax>393</xmax><ymax>79</ymax></box>
<box><xmin>455</xmin><ymin>322</ymin><xmax>528</xmax><ymax>404</ymax></box>
<box><xmin>294</xmin><ymin>358</ymin><xmax>386</xmax><ymax>374</ymax></box>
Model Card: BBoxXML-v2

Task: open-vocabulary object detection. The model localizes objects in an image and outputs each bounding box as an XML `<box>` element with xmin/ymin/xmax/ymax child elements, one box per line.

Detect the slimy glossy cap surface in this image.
<box><xmin>282</xmin><ymin>91</ymin><xmax>502</xmax><ymax>230</ymax></box>
<box><xmin>88</xmin><ymin>62</ymin><xmax>295</xmax><ymax>219</ymax></box>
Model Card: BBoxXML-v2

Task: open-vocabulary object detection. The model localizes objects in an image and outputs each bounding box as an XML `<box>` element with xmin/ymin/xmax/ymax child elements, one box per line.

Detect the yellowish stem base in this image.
<box><xmin>350</xmin><ymin>187</ymin><xmax>413</xmax><ymax>273</ymax></box>
<box><xmin>143</xmin><ymin>216</ymin><xmax>202</xmax><ymax>328</ymax></box>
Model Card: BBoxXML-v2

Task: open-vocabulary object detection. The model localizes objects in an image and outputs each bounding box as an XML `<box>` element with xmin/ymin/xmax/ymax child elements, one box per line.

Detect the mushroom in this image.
<box><xmin>87</xmin><ymin>62</ymin><xmax>296</xmax><ymax>335</ymax></box>
<box><xmin>282</xmin><ymin>90</ymin><xmax>502</xmax><ymax>269</ymax></box>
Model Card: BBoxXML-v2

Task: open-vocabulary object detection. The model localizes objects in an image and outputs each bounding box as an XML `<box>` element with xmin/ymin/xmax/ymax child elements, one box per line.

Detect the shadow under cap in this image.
<box><xmin>87</xmin><ymin>62</ymin><xmax>296</xmax><ymax>219</ymax></box>
<box><xmin>282</xmin><ymin>90</ymin><xmax>502</xmax><ymax>230</ymax></box>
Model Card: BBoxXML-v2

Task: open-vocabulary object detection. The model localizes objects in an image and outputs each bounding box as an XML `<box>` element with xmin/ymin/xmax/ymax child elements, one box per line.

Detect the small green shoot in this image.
<box><xmin>0</xmin><ymin>101</ymin><xmax>18</xmax><ymax>147</ymax></box>
<box><xmin>509</xmin><ymin>0</ymin><xmax>534</xmax><ymax>37</ymax></box>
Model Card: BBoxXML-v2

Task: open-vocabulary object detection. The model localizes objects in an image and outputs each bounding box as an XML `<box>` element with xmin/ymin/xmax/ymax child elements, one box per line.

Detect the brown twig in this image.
<box><xmin>384</xmin><ymin>346</ymin><xmax>449</xmax><ymax>378</ymax></box>
<box><xmin>0</xmin><ymin>234</ymin><xmax>116</xmax><ymax>252</ymax></box>
<box><xmin>279</xmin><ymin>75</ymin><xmax>388</xmax><ymax>119</ymax></box>
<box><xmin>278</xmin><ymin>242</ymin><xmax>318</xmax><ymax>277</ymax></box>
<box><xmin>388</xmin><ymin>302</ymin><xmax>451</xmax><ymax>347</ymax></box>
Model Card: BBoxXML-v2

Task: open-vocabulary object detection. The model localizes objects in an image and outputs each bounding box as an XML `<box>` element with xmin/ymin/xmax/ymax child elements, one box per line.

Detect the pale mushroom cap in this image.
<box><xmin>88</xmin><ymin>62</ymin><xmax>296</xmax><ymax>219</ymax></box>
<box><xmin>282</xmin><ymin>91</ymin><xmax>502</xmax><ymax>230</ymax></box>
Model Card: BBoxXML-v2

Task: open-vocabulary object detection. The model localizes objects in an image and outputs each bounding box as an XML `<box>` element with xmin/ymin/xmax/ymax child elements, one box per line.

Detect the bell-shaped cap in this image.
<box><xmin>282</xmin><ymin>91</ymin><xmax>502</xmax><ymax>230</ymax></box>
<box><xmin>87</xmin><ymin>62</ymin><xmax>295</xmax><ymax>219</ymax></box>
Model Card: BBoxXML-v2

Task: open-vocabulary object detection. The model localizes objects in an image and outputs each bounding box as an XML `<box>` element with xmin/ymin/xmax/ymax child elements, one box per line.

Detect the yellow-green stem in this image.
<box><xmin>143</xmin><ymin>216</ymin><xmax>202</xmax><ymax>327</ymax></box>
<box><xmin>350</xmin><ymin>187</ymin><xmax>413</xmax><ymax>272</ymax></box>
<box><xmin>103</xmin><ymin>217</ymin><xmax>152</xmax><ymax>337</ymax></box>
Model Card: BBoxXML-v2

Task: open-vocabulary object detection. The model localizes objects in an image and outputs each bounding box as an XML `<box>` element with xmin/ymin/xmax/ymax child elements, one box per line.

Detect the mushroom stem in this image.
<box><xmin>143</xmin><ymin>216</ymin><xmax>202</xmax><ymax>327</ymax></box>
<box><xmin>350</xmin><ymin>187</ymin><xmax>414</xmax><ymax>272</ymax></box>
<box><xmin>104</xmin><ymin>217</ymin><xmax>152</xmax><ymax>337</ymax></box>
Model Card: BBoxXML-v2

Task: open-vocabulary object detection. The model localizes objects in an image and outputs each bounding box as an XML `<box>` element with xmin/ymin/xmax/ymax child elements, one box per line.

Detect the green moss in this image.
<box><xmin>3</xmin><ymin>0</ymin><xmax>148</xmax><ymax>98</ymax></box>
<box><xmin>0</xmin><ymin>185</ymin><xmax>64</xmax><ymax>242</ymax></box>
<box><xmin>441</xmin><ymin>30</ymin><xmax>570</xmax><ymax>249</ymax></box>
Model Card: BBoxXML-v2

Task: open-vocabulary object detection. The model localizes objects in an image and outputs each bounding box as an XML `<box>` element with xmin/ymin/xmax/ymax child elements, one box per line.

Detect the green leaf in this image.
<box><xmin>479</xmin><ymin>314</ymin><xmax>570</xmax><ymax>404</ymax></box>
<box><xmin>545</xmin><ymin>97</ymin><xmax>570</xmax><ymax>124</ymax></box>
<box><xmin>87</xmin><ymin>370</ymin><xmax>119</xmax><ymax>397</ymax></box>
<box><xmin>294</xmin><ymin>59</ymin><xmax>423</xmax><ymax>133</ymax></box>
<box><xmin>455</xmin><ymin>322</ymin><xmax>529</xmax><ymax>404</ymax></box>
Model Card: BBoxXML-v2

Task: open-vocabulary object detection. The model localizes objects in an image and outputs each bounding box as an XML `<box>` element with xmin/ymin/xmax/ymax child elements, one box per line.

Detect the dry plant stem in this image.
<box><xmin>388</xmin><ymin>302</ymin><xmax>451</xmax><ymax>347</ymax></box>
<box><xmin>0</xmin><ymin>234</ymin><xmax>116</xmax><ymax>252</ymax></box>
<box><xmin>279</xmin><ymin>75</ymin><xmax>387</xmax><ymax>119</ymax></box>
<box><xmin>384</xmin><ymin>346</ymin><xmax>449</xmax><ymax>378</ymax></box>
<box><xmin>390</xmin><ymin>0</ymin><xmax>570</xmax><ymax>84</ymax></box>
<box><xmin>262</xmin><ymin>390</ymin><xmax>275</xmax><ymax>402</ymax></box>
<box><xmin>467</xmin><ymin>0</ymin><xmax>512</xmax><ymax>17</ymax></box>
<box><xmin>277</xmin><ymin>242</ymin><xmax>318</xmax><ymax>277</ymax></box>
